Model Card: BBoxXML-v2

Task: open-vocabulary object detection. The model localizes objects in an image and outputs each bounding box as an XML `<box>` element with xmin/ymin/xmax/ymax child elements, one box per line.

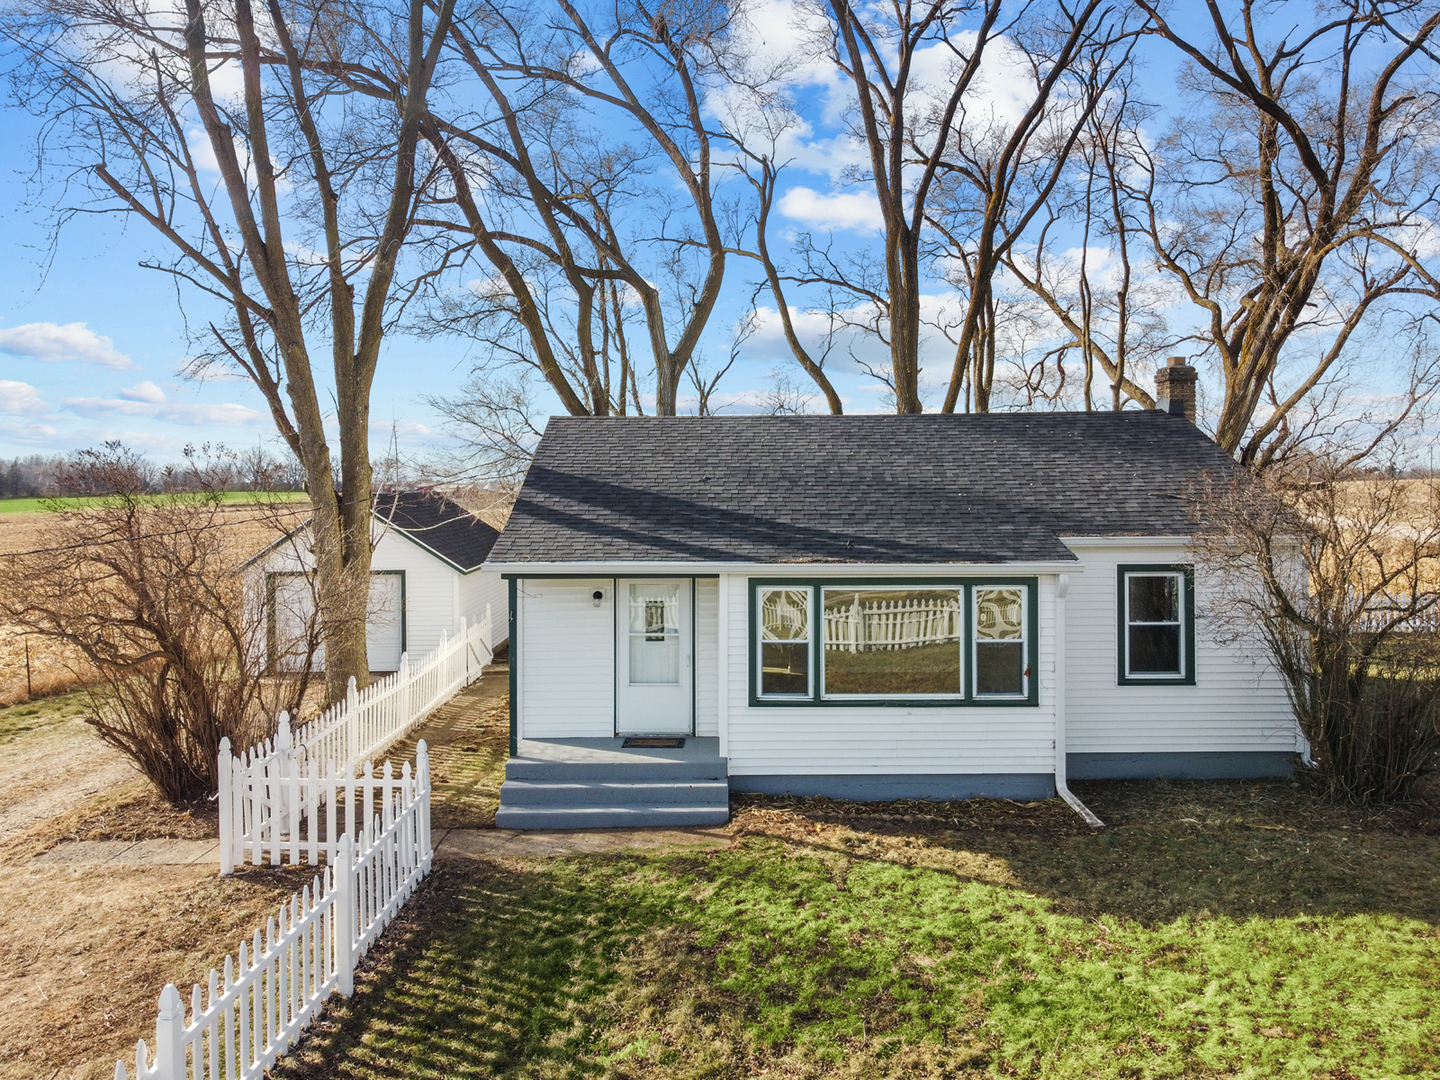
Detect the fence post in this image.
<box><xmin>154</xmin><ymin>983</ymin><xmax>185</xmax><ymax>1080</ymax></box>
<box><xmin>459</xmin><ymin>616</ymin><xmax>469</xmax><ymax>683</ymax></box>
<box><xmin>218</xmin><ymin>737</ymin><xmax>233</xmax><ymax>876</ymax></box>
<box><xmin>418</xmin><ymin>739</ymin><xmax>432</xmax><ymax>872</ymax></box>
<box><xmin>399</xmin><ymin>651</ymin><xmax>410</xmax><ymax>732</ymax></box>
<box><xmin>276</xmin><ymin>712</ymin><xmax>293</xmax><ymax>836</ymax></box>
<box><xmin>334</xmin><ymin>833</ymin><xmax>355</xmax><ymax>997</ymax></box>
<box><xmin>482</xmin><ymin>603</ymin><xmax>494</xmax><ymax>666</ymax></box>
<box><xmin>346</xmin><ymin>676</ymin><xmax>359</xmax><ymax>768</ymax></box>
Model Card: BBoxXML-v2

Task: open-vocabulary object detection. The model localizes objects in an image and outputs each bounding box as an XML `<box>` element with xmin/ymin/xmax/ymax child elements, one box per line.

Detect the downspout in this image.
<box><xmin>1055</xmin><ymin>573</ymin><xmax>1103</xmax><ymax>828</ymax></box>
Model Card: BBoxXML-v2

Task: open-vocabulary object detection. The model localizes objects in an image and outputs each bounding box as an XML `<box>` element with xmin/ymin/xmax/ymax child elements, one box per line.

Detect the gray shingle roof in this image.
<box><xmin>487</xmin><ymin>412</ymin><xmax>1235</xmax><ymax>565</ymax></box>
<box><xmin>373</xmin><ymin>490</ymin><xmax>500</xmax><ymax>572</ymax></box>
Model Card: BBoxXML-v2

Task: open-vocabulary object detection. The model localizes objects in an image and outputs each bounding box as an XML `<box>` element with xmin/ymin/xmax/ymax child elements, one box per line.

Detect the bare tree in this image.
<box><xmin>929</xmin><ymin>0</ymin><xmax>1141</xmax><ymax>412</ymax></box>
<box><xmin>766</xmin><ymin>0</ymin><xmax>1009</xmax><ymax>413</ymax></box>
<box><xmin>1129</xmin><ymin>0</ymin><xmax>1440</xmax><ymax>463</ymax></box>
<box><xmin>418</xmin><ymin>0</ymin><xmax>746</xmax><ymax>424</ymax></box>
<box><xmin>4</xmin><ymin>0</ymin><xmax>455</xmax><ymax>700</ymax></box>
<box><xmin>999</xmin><ymin>64</ymin><xmax>1166</xmax><ymax>411</ymax></box>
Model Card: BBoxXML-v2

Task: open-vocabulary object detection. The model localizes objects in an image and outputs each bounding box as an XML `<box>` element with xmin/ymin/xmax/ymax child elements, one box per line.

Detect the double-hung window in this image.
<box><xmin>1118</xmin><ymin>565</ymin><xmax>1195</xmax><ymax>684</ymax></box>
<box><xmin>752</xmin><ymin>580</ymin><xmax>1035</xmax><ymax>705</ymax></box>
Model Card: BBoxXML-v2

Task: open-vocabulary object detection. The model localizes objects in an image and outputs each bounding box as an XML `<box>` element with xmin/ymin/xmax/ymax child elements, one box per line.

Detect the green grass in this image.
<box><xmin>0</xmin><ymin>690</ymin><xmax>93</xmax><ymax>746</ymax></box>
<box><xmin>824</xmin><ymin>641</ymin><xmax>961</xmax><ymax>695</ymax></box>
<box><xmin>271</xmin><ymin>690</ymin><xmax>1440</xmax><ymax>1080</ymax></box>
<box><xmin>0</xmin><ymin>491</ymin><xmax>308</xmax><ymax>513</ymax></box>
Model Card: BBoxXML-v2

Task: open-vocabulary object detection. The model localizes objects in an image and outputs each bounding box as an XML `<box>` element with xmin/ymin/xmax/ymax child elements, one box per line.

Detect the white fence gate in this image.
<box><xmin>118</xmin><ymin>744</ymin><xmax>431</xmax><ymax>1080</ymax></box>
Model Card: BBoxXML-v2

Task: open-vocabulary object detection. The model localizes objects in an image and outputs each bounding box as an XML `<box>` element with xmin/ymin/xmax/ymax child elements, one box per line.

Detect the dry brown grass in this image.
<box><xmin>0</xmin><ymin>864</ymin><xmax>309</xmax><ymax>1080</ymax></box>
<box><xmin>0</xmin><ymin>502</ymin><xmax>308</xmax><ymax>706</ymax></box>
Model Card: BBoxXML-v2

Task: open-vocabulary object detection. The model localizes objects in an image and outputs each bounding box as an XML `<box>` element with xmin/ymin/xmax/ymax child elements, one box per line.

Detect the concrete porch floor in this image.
<box><xmin>511</xmin><ymin>736</ymin><xmax>722</xmax><ymax>768</ymax></box>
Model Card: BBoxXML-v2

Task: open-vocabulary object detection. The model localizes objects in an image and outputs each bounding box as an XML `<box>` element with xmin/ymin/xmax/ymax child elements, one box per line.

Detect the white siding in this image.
<box><xmin>518</xmin><ymin>578</ymin><xmax>615</xmax><ymax>738</ymax></box>
<box><xmin>459</xmin><ymin>569</ymin><xmax>510</xmax><ymax>645</ymax></box>
<box><xmin>722</xmin><ymin>575</ymin><xmax>1058</xmax><ymax>776</ymax></box>
<box><xmin>1062</xmin><ymin>542</ymin><xmax>1297</xmax><ymax>753</ymax></box>
<box><xmin>695</xmin><ymin>577</ymin><xmax>719</xmax><ymax>737</ymax></box>
<box><xmin>371</xmin><ymin>529</ymin><xmax>459</xmax><ymax>660</ymax></box>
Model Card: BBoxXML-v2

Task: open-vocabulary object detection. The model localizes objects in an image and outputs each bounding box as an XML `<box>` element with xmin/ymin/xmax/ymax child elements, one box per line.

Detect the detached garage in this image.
<box><xmin>245</xmin><ymin>490</ymin><xmax>507</xmax><ymax>673</ymax></box>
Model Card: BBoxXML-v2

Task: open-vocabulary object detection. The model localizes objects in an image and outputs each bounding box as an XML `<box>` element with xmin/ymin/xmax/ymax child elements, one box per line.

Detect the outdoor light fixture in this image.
<box><xmin>592</xmin><ymin>589</ymin><xmax>604</xmax><ymax>607</ymax></box>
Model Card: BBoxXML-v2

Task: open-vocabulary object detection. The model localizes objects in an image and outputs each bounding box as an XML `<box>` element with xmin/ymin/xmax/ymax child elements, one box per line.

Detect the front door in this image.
<box><xmin>615</xmin><ymin>578</ymin><xmax>693</xmax><ymax>734</ymax></box>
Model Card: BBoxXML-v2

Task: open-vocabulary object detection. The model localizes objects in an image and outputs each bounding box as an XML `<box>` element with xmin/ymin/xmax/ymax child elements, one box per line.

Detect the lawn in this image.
<box><xmin>274</xmin><ymin>699</ymin><xmax>1440</xmax><ymax>1079</ymax></box>
<box><xmin>0</xmin><ymin>490</ymin><xmax>309</xmax><ymax>513</ymax></box>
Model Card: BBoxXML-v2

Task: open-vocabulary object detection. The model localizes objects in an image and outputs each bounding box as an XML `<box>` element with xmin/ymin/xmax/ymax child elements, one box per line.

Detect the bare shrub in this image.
<box><xmin>1194</xmin><ymin>453</ymin><xmax>1440</xmax><ymax>803</ymax></box>
<box><xmin>0</xmin><ymin>445</ymin><xmax>315</xmax><ymax>803</ymax></box>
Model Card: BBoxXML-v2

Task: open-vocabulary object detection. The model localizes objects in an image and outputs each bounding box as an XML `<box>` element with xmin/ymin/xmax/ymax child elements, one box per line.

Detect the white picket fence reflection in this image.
<box><xmin>822</xmin><ymin>594</ymin><xmax>961</xmax><ymax>652</ymax></box>
<box><xmin>117</xmin><ymin>744</ymin><xmax>431</xmax><ymax>1080</ymax></box>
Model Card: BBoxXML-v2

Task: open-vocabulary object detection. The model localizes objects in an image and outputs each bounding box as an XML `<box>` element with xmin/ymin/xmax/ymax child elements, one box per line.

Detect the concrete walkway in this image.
<box><xmin>434</xmin><ymin>825</ymin><xmax>731</xmax><ymax>858</ymax></box>
<box><xmin>31</xmin><ymin>838</ymin><xmax>219</xmax><ymax>866</ymax></box>
<box><xmin>30</xmin><ymin>827</ymin><xmax>730</xmax><ymax>866</ymax></box>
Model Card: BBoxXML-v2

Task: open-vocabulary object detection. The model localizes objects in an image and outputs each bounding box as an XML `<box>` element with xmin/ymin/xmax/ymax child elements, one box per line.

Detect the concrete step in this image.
<box><xmin>495</xmin><ymin>804</ymin><xmax>731</xmax><ymax>830</ymax></box>
<box><xmin>499</xmin><ymin>779</ymin><xmax>730</xmax><ymax>809</ymax></box>
<box><xmin>504</xmin><ymin>758</ymin><xmax>729</xmax><ymax>783</ymax></box>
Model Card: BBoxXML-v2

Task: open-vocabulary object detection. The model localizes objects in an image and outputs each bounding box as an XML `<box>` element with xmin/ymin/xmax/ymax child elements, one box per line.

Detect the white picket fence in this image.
<box><xmin>296</xmin><ymin>608</ymin><xmax>492</xmax><ymax>772</ymax></box>
<box><xmin>218</xmin><ymin>607</ymin><xmax>488</xmax><ymax>874</ymax></box>
<box><xmin>823</xmin><ymin>594</ymin><xmax>961</xmax><ymax>652</ymax></box>
<box><xmin>219</xmin><ymin>731</ymin><xmax>432</xmax><ymax>873</ymax></box>
<box><xmin>1355</xmin><ymin>602</ymin><xmax>1440</xmax><ymax>634</ymax></box>
<box><xmin>117</xmin><ymin>744</ymin><xmax>432</xmax><ymax>1080</ymax></box>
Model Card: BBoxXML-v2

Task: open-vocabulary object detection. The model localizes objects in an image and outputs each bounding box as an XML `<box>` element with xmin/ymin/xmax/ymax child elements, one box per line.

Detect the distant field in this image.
<box><xmin>0</xmin><ymin>491</ymin><xmax>309</xmax><ymax>513</ymax></box>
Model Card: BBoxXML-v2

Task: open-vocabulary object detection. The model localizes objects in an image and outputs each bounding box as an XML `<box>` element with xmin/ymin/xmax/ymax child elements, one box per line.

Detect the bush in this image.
<box><xmin>0</xmin><ymin>444</ymin><xmax>314</xmax><ymax>803</ymax></box>
<box><xmin>1194</xmin><ymin>452</ymin><xmax>1440</xmax><ymax>803</ymax></box>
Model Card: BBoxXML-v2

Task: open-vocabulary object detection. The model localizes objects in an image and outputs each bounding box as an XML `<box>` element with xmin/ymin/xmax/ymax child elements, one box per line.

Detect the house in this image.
<box><xmin>484</xmin><ymin>364</ymin><xmax>1301</xmax><ymax>828</ymax></box>
<box><xmin>244</xmin><ymin>490</ymin><xmax>507</xmax><ymax>673</ymax></box>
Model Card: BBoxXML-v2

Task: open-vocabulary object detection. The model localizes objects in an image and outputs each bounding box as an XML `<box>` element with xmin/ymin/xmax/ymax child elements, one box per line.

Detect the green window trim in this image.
<box><xmin>748</xmin><ymin>577</ymin><xmax>1039</xmax><ymax>708</ymax></box>
<box><xmin>1116</xmin><ymin>564</ymin><xmax>1196</xmax><ymax>686</ymax></box>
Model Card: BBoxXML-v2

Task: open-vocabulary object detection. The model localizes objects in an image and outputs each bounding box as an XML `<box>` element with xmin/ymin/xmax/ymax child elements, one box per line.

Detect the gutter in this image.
<box><xmin>1055</xmin><ymin>573</ymin><xmax>1104</xmax><ymax>828</ymax></box>
<box><xmin>487</xmin><ymin>559</ymin><xmax>1084</xmax><ymax>577</ymax></box>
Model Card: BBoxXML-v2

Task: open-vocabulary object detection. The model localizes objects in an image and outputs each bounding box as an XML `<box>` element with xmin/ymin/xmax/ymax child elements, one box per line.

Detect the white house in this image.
<box><xmin>245</xmin><ymin>490</ymin><xmax>507</xmax><ymax>673</ymax></box>
<box><xmin>484</xmin><ymin>372</ymin><xmax>1301</xmax><ymax>828</ymax></box>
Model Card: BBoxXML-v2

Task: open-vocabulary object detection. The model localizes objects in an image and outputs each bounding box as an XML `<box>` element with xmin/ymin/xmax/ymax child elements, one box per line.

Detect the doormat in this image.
<box><xmin>622</xmin><ymin>737</ymin><xmax>685</xmax><ymax>748</ymax></box>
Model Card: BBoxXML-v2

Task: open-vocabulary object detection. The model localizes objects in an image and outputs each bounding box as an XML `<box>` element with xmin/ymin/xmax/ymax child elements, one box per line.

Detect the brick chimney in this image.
<box><xmin>1154</xmin><ymin>357</ymin><xmax>1197</xmax><ymax>423</ymax></box>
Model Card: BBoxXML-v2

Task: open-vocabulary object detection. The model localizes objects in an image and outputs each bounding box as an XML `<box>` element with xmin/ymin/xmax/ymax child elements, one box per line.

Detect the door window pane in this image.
<box><xmin>1125</xmin><ymin>572</ymin><xmax>1184</xmax><ymax>677</ymax></box>
<box><xmin>974</xmin><ymin>588</ymin><xmax>1026</xmax><ymax>697</ymax></box>
<box><xmin>821</xmin><ymin>588</ymin><xmax>961</xmax><ymax>696</ymax></box>
<box><xmin>759</xmin><ymin>588</ymin><xmax>810</xmax><ymax>695</ymax></box>
<box><xmin>629</xmin><ymin>583</ymin><xmax>680</xmax><ymax>684</ymax></box>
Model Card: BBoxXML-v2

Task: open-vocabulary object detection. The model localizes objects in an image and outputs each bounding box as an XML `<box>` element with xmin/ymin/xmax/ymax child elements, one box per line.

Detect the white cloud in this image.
<box><xmin>0</xmin><ymin>419</ymin><xmax>60</xmax><ymax>442</ymax></box>
<box><xmin>0</xmin><ymin>322</ymin><xmax>136</xmax><ymax>370</ymax></box>
<box><xmin>64</xmin><ymin>396</ymin><xmax>265</xmax><ymax>426</ymax></box>
<box><xmin>778</xmin><ymin>186</ymin><xmax>885</xmax><ymax>231</ymax></box>
<box><xmin>0</xmin><ymin>381</ymin><xmax>50</xmax><ymax>416</ymax></box>
<box><xmin>117</xmin><ymin>380</ymin><xmax>167</xmax><ymax>404</ymax></box>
